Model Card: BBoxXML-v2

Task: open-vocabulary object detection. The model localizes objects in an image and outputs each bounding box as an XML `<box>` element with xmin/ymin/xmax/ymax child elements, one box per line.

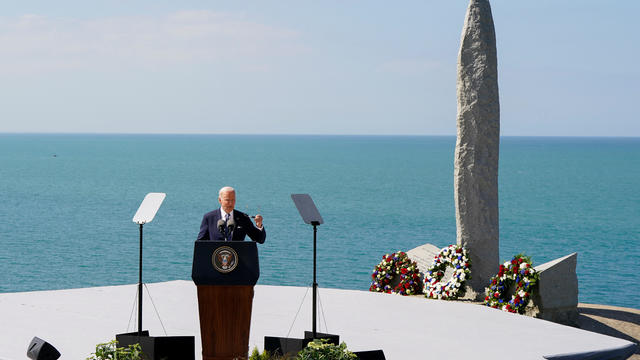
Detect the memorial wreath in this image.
<box><xmin>369</xmin><ymin>251</ymin><xmax>422</xmax><ymax>295</ymax></box>
<box><xmin>423</xmin><ymin>244</ymin><xmax>471</xmax><ymax>300</ymax></box>
<box><xmin>484</xmin><ymin>254</ymin><xmax>539</xmax><ymax>314</ymax></box>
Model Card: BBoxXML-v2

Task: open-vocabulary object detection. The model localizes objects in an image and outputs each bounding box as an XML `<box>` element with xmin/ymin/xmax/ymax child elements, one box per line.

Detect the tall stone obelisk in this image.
<box><xmin>454</xmin><ymin>0</ymin><xmax>500</xmax><ymax>298</ymax></box>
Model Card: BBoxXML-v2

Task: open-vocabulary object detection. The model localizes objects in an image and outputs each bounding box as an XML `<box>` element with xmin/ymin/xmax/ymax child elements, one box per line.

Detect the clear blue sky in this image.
<box><xmin>1</xmin><ymin>1</ymin><xmax>638</xmax><ymax>136</ymax></box>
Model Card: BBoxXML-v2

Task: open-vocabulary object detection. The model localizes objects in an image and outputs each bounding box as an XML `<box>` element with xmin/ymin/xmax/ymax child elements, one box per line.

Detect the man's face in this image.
<box><xmin>218</xmin><ymin>191</ymin><xmax>236</xmax><ymax>213</ymax></box>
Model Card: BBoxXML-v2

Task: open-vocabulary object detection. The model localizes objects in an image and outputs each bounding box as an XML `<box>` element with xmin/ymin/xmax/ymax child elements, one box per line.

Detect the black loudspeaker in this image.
<box><xmin>353</xmin><ymin>349</ymin><xmax>386</xmax><ymax>360</ymax></box>
<box><xmin>26</xmin><ymin>337</ymin><xmax>61</xmax><ymax>360</ymax></box>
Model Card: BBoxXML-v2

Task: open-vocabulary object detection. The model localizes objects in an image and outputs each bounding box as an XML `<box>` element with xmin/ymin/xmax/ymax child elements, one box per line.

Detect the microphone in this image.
<box><xmin>217</xmin><ymin>219</ymin><xmax>226</xmax><ymax>234</ymax></box>
<box><xmin>226</xmin><ymin>217</ymin><xmax>236</xmax><ymax>241</ymax></box>
<box><xmin>227</xmin><ymin>217</ymin><xmax>236</xmax><ymax>232</ymax></box>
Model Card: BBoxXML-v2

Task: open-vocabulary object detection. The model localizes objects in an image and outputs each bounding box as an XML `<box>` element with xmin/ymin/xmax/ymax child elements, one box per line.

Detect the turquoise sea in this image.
<box><xmin>0</xmin><ymin>134</ymin><xmax>638</xmax><ymax>309</ymax></box>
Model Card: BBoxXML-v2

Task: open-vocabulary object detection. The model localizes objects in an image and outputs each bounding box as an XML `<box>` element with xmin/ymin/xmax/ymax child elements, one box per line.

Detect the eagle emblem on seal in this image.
<box><xmin>212</xmin><ymin>246</ymin><xmax>238</xmax><ymax>273</ymax></box>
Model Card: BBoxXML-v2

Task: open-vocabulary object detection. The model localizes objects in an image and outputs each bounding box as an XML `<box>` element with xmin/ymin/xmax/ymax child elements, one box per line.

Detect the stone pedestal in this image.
<box><xmin>406</xmin><ymin>243</ymin><xmax>441</xmax><ymax>276</ymax></box>
<box><xmin>527</xmin><ymin>253</ymin><xmax>579</xmax><ymax>326</ymax></box>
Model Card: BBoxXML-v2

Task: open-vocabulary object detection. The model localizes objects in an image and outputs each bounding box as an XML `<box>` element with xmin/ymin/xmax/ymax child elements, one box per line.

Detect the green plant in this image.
<box><xmin>249</xmin><ymin>346</ymin><xmax>292</xmax><ymax>360</ymax></box>
<box><xmin>249</xmin><ymin>346</ymin><xmax>272</xmax><ymax>360</ymax></box>
<box><xmin>297</xmin><ymin>339</ymin><xmax>357</xmax><ymax>360</ymax></box>
<box><xmin>86</xmin><ymin>340</ymin><xmax>143</xmax><ymax>360</ymax></box>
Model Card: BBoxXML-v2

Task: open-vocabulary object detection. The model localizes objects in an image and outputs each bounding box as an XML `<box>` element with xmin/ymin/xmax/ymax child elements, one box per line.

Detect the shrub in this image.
<box><xmin>249</xmin><ymin>346</ymin><xmax>273</xmax><ymax>360</ymax></box>
<box><xmin>297</xmin><ymin>339</ymin><xmax>357</xmax><ymax>360</ymax></box>
<box><xmin>86</xmin><ymin>340</ymin><xmax>143</xmax><ymax>360</ymax></box>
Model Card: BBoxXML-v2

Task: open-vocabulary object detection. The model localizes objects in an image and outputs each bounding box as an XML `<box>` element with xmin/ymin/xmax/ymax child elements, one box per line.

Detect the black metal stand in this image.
<box><xmin>265</xmin><ymin>194</ymin><xmax>340</xmax><ymax>357</ymax></box>
<box><xmin>117</xmin><ymin>226</ymin><xmax>196</xmax><ymax>359</ymax></box>
<box><xmin>138</xmin><ymin>223</ymin><xmax>144</xmax><ymax>335</ymax></box>
<box><xmin>311</xmin><ymin>222</ymin><xmax>319</xmax><ymax>337</ymax></box>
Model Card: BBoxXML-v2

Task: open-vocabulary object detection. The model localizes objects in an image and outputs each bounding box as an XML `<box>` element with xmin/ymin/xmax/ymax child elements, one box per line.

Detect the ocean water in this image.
<box><xmin>0</xmin><ymin>134</ymin><xmax>638</xmax><ymax>309</ymax></box>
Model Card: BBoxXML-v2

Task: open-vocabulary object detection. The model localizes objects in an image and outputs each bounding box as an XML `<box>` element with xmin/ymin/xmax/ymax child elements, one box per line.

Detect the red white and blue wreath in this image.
<box><xmin>484</xmin><ymin>254</ymin><xmax>539</xmax><ymax>314</ymax></box>
<box><xmin>423</xmin><ymin>244</ymin><xmax>471</xmax><ymax>300</ymax></box>
<box><xmin>369</xmin><ymin>251</ymin><xmax>422</xmax><ymax>295</ymax></box>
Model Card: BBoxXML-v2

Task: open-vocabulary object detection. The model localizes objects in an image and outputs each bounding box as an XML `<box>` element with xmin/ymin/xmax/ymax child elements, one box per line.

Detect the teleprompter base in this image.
<box><xmin>264</xmin><ymin>332</ymin><xmax>339</xmax><ymax>357</ymax></box>
<box><xmin>116</xmin><ymin>331</ymin><xmax>195</xmax><ymax>360</ymax></box>
<box><xmin>352</xmin><ymin>350</ymin><xmax>386</xmax><ymax>360</ymax></box>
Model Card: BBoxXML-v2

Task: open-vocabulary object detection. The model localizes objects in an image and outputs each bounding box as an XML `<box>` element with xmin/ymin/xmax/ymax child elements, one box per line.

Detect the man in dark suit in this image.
<box><xmin>197</xmin><ymin>186</ymin><xmax>266</xmax><ymax>243</ymax></box>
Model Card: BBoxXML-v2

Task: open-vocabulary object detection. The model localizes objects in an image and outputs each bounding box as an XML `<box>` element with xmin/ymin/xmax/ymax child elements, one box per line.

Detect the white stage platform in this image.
<box><xmin>0</xmin><ymin>280</ymin><xmax>635</xmax><ymax>359</ymax></box>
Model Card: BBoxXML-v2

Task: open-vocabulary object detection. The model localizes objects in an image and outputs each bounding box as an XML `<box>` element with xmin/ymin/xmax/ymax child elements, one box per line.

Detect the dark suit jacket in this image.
<box><xmin>197</xmin><ymin>208</ymin><xmax>266</xmax><ymax>243</ymax></box>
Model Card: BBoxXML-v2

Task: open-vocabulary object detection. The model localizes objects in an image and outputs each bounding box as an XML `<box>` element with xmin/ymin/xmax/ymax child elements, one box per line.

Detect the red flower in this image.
<box><xmin>401</xmin><ymin>268</ymin><xmax>408</xmax><ymax>274</ymax></box>
<box><xmin>456</xmin><ymin>248</ymin><xmax>462</xmax><ymax>253</ymax></box>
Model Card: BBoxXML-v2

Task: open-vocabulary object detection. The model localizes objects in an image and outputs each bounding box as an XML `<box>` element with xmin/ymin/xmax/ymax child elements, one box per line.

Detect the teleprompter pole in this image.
<box><xmin>290</xmin><ymin>194</ymin><xmax>325</xmax><ymax>340</ymax></box>
<box><xmin>130</xmin><ymin>192</ymin><xmax>166</xmax><ymax>337</ymax></box>
<box><xmin>312</xmin><ymin>222</ymin><xmax>318</xmax><ymax>338</ymax></box>
<box><xmin>138</xmin><ymin>223</ymin><xmax>143</xmax><ymax>335</ymax></box>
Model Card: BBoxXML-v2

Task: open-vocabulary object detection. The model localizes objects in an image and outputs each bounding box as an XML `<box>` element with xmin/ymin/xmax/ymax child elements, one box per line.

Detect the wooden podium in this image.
<box><xmin>192</xmin><ymin>241</ymin><xmax>260</xmax><ymax>360</ymax></box>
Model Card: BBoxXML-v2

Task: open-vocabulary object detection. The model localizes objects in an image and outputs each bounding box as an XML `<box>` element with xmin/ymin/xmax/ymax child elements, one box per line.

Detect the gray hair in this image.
<box><xmin>219</xmin><ymin>186</ymin><xmax>235</xmax><ymax>197</ymax></box>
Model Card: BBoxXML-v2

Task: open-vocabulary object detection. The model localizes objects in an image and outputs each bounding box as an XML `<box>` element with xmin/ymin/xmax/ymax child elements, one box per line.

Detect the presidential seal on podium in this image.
<box><xmin>212</xmin><ymin>246</ymin><xmax>238</xmax><ymax>273</ymax></box>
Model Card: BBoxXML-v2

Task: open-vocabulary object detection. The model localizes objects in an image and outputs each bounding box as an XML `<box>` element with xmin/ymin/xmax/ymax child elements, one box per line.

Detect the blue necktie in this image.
<box><xmin>224</xmin><ymin>213</ymin><xmax>230</xmax><ymax>240</ymax></box>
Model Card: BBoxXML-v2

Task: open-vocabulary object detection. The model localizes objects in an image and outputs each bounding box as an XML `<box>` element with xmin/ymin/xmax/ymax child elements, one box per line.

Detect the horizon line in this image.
<box><xmin>1</xmin><ymin>131</ymin><xmax>639</xmax><ymax>139</ymax></box>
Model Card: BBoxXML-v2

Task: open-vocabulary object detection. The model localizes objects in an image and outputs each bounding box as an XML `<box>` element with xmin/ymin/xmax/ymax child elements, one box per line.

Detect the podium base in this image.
<box><xmin>115</xmin><ymin>331</ymin><xmax>195</xmax><ymax>360</ymax></box>
<box><xmin>197</xmin><ymin>285</ymin><xmax>254</xmax><ymax>360</ymax></box>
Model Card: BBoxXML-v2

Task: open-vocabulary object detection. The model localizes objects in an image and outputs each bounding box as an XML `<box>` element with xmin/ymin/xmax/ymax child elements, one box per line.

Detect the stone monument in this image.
<box><xmin>529</xmin><ymin>253</ymin><xmax>580</xmax><ymax>326</ymax></box>
<box><xmin>454</xmin><ymin>0</ymin><xmax>500</xmax><ymax>299</ymax></box>
<box><xmin>403</xmin><ymin>2</ymin><xmax>579</xmax><ymax>324</ymax></box>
